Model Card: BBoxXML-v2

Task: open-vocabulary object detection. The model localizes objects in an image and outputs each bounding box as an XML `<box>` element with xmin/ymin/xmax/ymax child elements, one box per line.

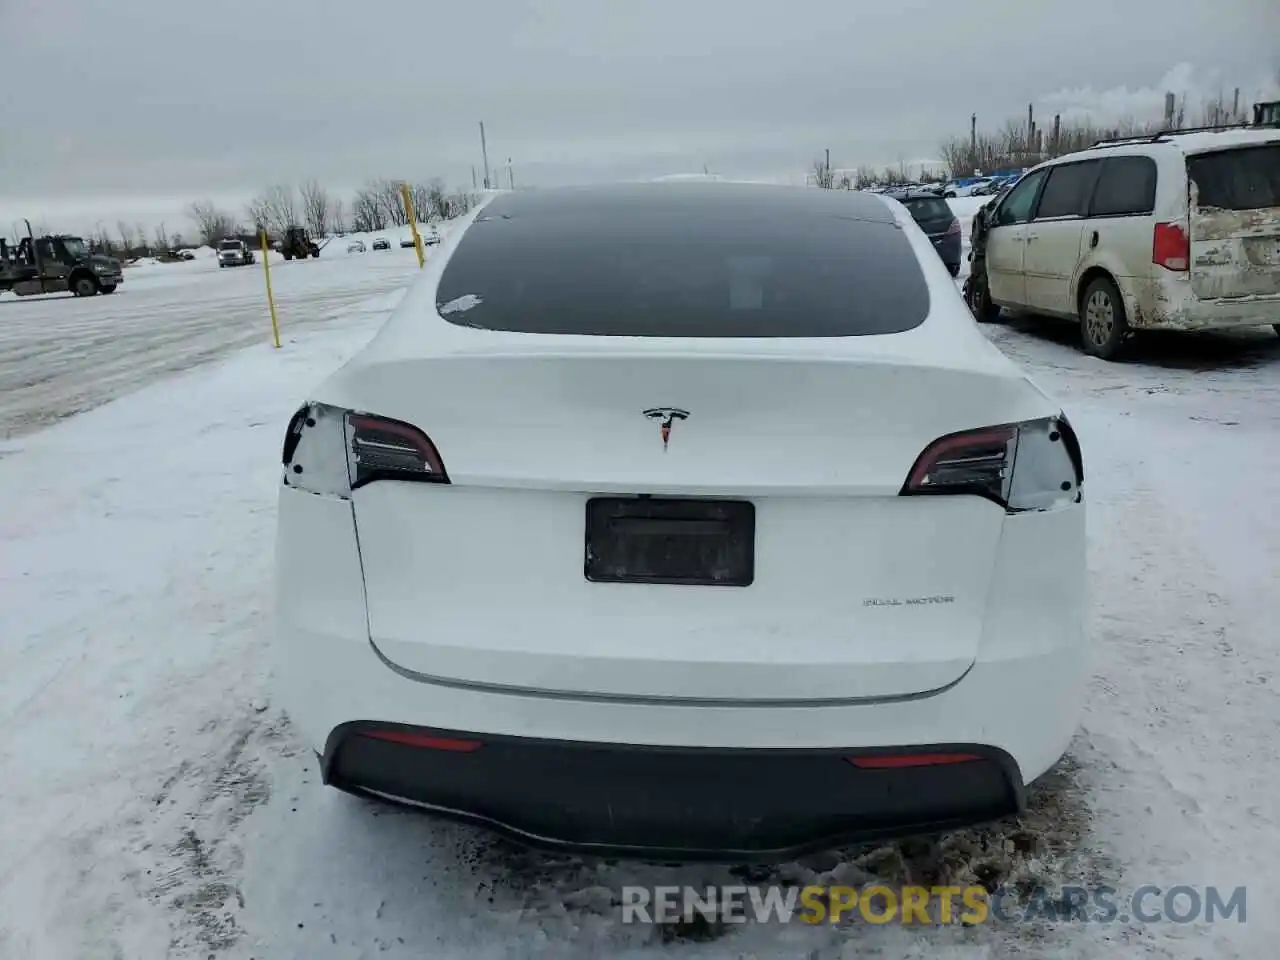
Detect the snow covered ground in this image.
<box><xmin>2</xmin><ymin>197</ymin><xmax>1279</xmax><ymax>959</ymax></box>
<box><xmin>0</xmin><ymin>221</ymin><xmax>454</xmax><ymax>439</ymax></box>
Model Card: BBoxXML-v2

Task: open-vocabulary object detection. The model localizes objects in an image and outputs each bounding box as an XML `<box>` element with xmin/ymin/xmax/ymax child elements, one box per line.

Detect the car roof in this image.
<box><xmin>474</xmin><ymin>181</ymin><xmax>899</xmax><ymax>225</ymax></box>
<box><xmin>886</xmin><ymin>188</ymin><xmax>949</xmax><ymax>201</ymax></box>
<box><xmin>318</xmin><ymin>181</ymin><xmax>1026</xmax><ymax>389</ymax></box>
<box><xmin>1050</xmin><ymin>127</ymin><xmax>1279</xmax><ymax>167</ymax></box>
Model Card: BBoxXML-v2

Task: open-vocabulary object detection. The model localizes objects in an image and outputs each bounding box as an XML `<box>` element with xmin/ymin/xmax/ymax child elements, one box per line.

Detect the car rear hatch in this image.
<box><xmin>902</xmin><ymin>197</ymin><xmax>957</xmax><ymax>240</ymax></box>
<box><xmin>1186</xmin><ymin>140</ymin><xmax>1280</xmax><ymax>300</ymax></box>
<box><xmin>336</xmin><ymin>344</ymin><xmax>1053</xmax><ymax>705</ymax></box>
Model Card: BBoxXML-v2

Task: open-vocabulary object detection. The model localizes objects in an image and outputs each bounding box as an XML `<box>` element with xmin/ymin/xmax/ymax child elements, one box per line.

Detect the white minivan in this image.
<box><xmin>974</xmin><ymin>127</ymin><xmax>1280</xmax><ymax>358</ymax></box>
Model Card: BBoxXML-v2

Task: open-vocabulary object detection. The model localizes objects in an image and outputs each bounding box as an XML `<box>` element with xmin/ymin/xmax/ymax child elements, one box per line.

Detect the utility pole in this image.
<box><xmin>825</xmin><ymin>147</ymin><xmax>830</xmax><ymax>180</ymax></box>
<box><xmin>507</xmin><ymin>159</ymin><xmax>514</xmax><ymax>190</ymax></box>
<box><xmin>471</xmin><ymin>166</ymin><xmax>477</xmax><ymax>189</ymax></box>
<box><xmin>479</xmin><ymin>121</ymin><xmax>491</xmax><ymax>190</ymax></box>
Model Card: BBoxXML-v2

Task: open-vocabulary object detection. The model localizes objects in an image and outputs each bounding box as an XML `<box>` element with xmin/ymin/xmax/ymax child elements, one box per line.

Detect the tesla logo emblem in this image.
<box><xmin>643</xmin><ymin>408</ymin><xmax>689</xmax><ymax>451</ymax></box>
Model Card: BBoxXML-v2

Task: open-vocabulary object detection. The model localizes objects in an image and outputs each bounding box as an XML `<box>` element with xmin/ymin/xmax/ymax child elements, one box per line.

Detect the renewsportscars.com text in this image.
<box><xmin>621</xmin><ymin>884</ymin><xmax>1247</xmax><ymax>926</ymax></box>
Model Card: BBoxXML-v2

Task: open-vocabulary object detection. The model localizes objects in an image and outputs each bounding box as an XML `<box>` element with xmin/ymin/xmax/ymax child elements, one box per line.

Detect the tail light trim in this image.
<box><xmin>281</xmin><ymin>402</ymin><xmax>450</xmax><ymax>496</ymax></box>
<box><xmin>901</xmin><ymin>416</ymin><xmax>1083</xmax><ymax>513</ymax></box>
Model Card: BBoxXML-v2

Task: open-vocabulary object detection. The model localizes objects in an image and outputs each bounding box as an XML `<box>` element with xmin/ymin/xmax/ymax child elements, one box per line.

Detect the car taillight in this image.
<box><xmin>945</xmin><ymin>218</ymin><xmax>961</xmax><ymax>236</ymax></box>
<box><xmin>280</xmin><ymin>402</ymin><xmax>449</xmax><ymax>496</ymax></box>
<box><xmin>901</xmin><ymin>416</ymin><xmax>1082</xmax><ymax>513</ymax></box>
<box><xmin>1152</xmin><ymin>221</ymin><xmax>1189</xmax><ymax>271</ymax></box>
<box><xmin>347</xmin><ymin>413</ymin><xmax>448</xmax><ymax>488</ymax></box>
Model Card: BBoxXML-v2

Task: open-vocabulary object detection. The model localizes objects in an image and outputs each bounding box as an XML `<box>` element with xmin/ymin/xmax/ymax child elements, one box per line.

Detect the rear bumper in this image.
<box><xmin>323</xmin><ymin>724</ymin><xmax>1021</xmax><ymax>861</ymax></box>
<box><xmin>275</xmin><ymin>488</ymin><xmax>1088</xmax><ymax>853</ymax></box>
<box><xmin>1123</xmin><ymin>277</ymin><xmax>1280</xmax><ymax>331</ymax></box>
<box><xmin>929</xmin><ymin>232</ymin><xmax>962</xmax><ymax>267</ymax></box>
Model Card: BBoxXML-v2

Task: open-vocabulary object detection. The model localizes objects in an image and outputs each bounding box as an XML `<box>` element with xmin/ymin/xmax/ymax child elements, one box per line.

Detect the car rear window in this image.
<box><xmin>435</xmin><ymin>203</ymin><xmax>931</xmax><ymax>338</ymax></box>
<box><xmin>1187</xmin><ymin>144</ymin><xmax>1280</xmax><ymax>211</ymax></box>
<box><xmin>219</xmin><ymin>241</ymin><xmax>240</xmax><ymax>249</ymax></box>
<box><xmin>901</xmin><ymin>197</ymin><xmax>953</xmax><ymax>222</ymax></box>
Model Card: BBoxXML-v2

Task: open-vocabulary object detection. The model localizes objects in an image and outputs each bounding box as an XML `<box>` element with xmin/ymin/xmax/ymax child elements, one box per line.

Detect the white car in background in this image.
<box><xmin>943</xmin><ymin>178</ymin><xmax>995</xmax><ymax>198</ymax></box>
<box><xmin>274</xmin><ymin>182</ymin><xmax>1088</xmax><ymax>861</ymax></box>
<box><xmin>975</xmin><ymin>126</ymin><xmax>1280</xmax><ymax>358</ymax></box>
<box><xmin>347</xmin><ymin>240</ymin><xmax>367</xmax><ymax>254</ymax></box>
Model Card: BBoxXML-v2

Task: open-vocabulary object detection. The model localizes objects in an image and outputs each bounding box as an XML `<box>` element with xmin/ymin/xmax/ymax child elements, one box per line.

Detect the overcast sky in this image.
<box><xmin>1</xmin><ymin>0</ymin><xmax>1277</xmax><ymax>236</ymax></box>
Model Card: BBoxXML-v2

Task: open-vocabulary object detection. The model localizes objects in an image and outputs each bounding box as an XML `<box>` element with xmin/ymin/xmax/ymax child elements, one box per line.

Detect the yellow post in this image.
<box><xmin>400</xmin><ymin>182</ymin><xmax>426</xmax><ymax>268</ymax></box>
<box><xmin>260</xmin><ymin>230</ymin><xmax>281</xmax><ymax>348</ymax></box>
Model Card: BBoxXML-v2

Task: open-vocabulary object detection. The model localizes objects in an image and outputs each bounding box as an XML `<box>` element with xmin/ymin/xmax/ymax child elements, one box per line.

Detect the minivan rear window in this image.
<box><xmin>1089</xmin><ymin>157</ymin><xmax>1157</xmax><ymax>217</ymax></box>
<box><xmin>1187</xmin><ymin>145</ymin><xmax>1280</xmax><ymax>211</ymax></box>
<box><xmin>435</xmin><ymin>205</ymin><xmax>931</xmax><ymax>338</ymax></box>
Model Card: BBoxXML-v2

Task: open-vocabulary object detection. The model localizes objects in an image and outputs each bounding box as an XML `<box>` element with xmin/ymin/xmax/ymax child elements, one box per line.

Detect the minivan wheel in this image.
<box><xmin>966</xmin><ymin>273</ymin><xmax>1001</xmax><ymax>323</ymax></box>
<box><xmin>1080</xmin><ymin>276</ymin><xmax>1129</xmax><ymax>360</ymax></box>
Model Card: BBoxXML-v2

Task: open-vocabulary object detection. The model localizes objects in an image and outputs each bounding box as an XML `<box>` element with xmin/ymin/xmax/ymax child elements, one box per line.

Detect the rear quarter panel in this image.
<box><xmin>1071</xmin><ymin>150</ymin><xmax>1185</xmax><ymax>328</ymax></box>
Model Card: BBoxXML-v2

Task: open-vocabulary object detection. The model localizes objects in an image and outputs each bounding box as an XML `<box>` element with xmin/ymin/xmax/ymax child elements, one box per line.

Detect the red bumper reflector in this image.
<box><xmin>846</xmin><ymin>753</ymin><xmax>981</xmax><ymax>769</ymax></box>
<box><xmin>361</xmin><ymin>730</ymin><xmax>484</xmax><ymax>752</ymax></box>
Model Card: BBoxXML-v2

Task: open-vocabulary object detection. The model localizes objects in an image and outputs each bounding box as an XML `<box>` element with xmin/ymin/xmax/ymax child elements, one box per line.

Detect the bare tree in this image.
<box><xmin>248</xmin><ymin>184</ymin><xmax>300</xmax><ymax>234</ymax></box>
<box><xmin>91</xmin><ymin>224</ymin><xmax>115</xmax><ymax>255</ymax></box>
<box><xmin>373</xmin><ymin>178</ymin><xmax>409</xmax><ymax>227</ymax></box>
<box><xmin>154</xmin><ymin>222</ymin><xmax>169</xmax><ymax>252</ymax></box>
<box><xmin>245</xmin><ymin>195</ymin><xmax>271</xmax><ymax>234</ymax></box>
<box><xmin>269</xmin><ymin>183</ymin><xmax>299</xmax><ymax>231</ymax></box>
<box><xmin>330</xmin><ymin>196</ymin><xmax>348</xmax><ymax>234</ymax></box>
<box><xmin>188</xmin><ymin>200</ymin><xmax>240</xmax><ymax>245</ymax></box>
<box><xmin>443</xmin><ymin>189</ymin><xmax>479</xmax><ymax>219</ymax></box>
<box><xmin>351</xmin><ymin>185</ymin><xmax>386</xmax><ymax>232</ymax></box>
<box><xmin>811</xmin><ymin>158</ymin><xmax>834</xmax><ymax>189</ymax></box>
<box><xmin>135</xmin><ymin>222</ymin><xmax>148</xmax><ymax>255</ymax></box>
<box><xmin>117</xmin><ymin>221</ymin><xmax>135</xmax><ymax>252</ymax></box>
<box><xmin>408</xmin><ymin>182</ymin><xmax>433</xmax><ymax>224</ymax></box>
<box><xmin>300</xmin><ymin>179</ymin><xmax>331</xmax><ymax>237</ymax></box>
<box><xmin>423</xmin><ymin>178</ymin><xmax>448</xmax><ymax>220</ymax></box>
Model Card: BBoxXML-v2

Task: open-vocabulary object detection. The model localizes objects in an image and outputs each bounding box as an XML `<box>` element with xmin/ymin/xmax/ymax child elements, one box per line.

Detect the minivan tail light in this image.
<box><xmin>902</xmin><ymin>416</ymin><xmax>1083</xmax><ymax>513</ymax></box>
<box><xmin>1152</xmin><ymin>221</ymin><xmax>1189</xmax><ymax>271</ymax></box>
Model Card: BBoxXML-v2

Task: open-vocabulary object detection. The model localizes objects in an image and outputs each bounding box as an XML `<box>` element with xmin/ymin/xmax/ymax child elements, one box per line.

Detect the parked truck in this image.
<box><xmin>217</xmin><ymin>238</ymin><xmax>256</xmax><ymax>267</ymax></box>
<box><xmin>280</xmin><ymin>225</ymin><xmax>320</xmax><ymax>260</ymax></box>
<box><xmin>0</xmin><ymin>220</ymin><xmax>123</xmax><ymax>297</ymax></box>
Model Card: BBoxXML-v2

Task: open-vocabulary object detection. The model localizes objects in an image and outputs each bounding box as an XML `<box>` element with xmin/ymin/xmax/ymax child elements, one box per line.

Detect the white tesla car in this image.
<box><xmin>274</xmin><ymin>182</ymin><xmax>1088</xmax><ymax>861</ymax></box>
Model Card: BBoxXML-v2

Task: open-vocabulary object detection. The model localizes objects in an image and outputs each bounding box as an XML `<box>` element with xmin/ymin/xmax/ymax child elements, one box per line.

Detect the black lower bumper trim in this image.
<box><xmin>323</xmin><ymin>723</ymin><xmax>1023</xmax><ymax>863</ymax></box>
